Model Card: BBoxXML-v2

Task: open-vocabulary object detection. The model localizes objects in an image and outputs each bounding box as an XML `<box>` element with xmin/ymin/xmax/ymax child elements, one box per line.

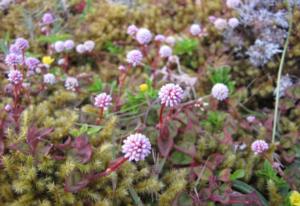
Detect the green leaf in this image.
<box><xmin>230</xmin><ymin>169</ymin><xmax>245</xmax><ymax>180</ymax></box>
<box><xmin>87</xmin><ymin>126</ymin><xmax>103</xmax><ymax>135</ymax></box>
<box><xmin>174</xmin><ymin>38</ymin><xmax>198</xmax><ymax>55</ymax></box>
<box><xmin>88</xmin><ymin>78</ymin><xmax>103</xmax><ymax>93</ymax></box>
<box><xmin>232</xmin><ymin>180</ymin><xmax>269</xmax><ymax>206</ymax></box>
<box><xmin>170</xmin><ymin>151</ymin><xmax>192</xmax><ymax>165</ymax></box>
<box><xmin>103</xmin><ymin>41</ymin><xmax>123</xmax><ymax>55</ymax></box>
<box><xmin>36</xmin><ymin>34</ymin><xmax>72</xmax><ymax>43</ymax></box>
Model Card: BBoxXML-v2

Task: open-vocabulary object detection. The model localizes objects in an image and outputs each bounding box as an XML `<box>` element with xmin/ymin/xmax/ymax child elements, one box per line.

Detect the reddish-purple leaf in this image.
<box><xmin>72</xmin><ymin>136</ymin><xmax>93</xmax><ymax>163</ymax></box>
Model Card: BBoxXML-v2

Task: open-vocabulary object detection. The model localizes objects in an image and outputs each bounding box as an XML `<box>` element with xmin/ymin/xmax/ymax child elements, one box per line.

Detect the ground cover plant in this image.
<box><xmin>0</xmin><ymin>0</ymin><xmax>300</xmax><ymax>205</ymax></box>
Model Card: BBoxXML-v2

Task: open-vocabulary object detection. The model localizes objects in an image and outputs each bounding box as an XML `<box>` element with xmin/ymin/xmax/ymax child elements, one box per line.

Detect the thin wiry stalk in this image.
<box><xmin>272</xmin><ymin>0</ymin><xmax>293</xmax><ymax>143</ymax></box>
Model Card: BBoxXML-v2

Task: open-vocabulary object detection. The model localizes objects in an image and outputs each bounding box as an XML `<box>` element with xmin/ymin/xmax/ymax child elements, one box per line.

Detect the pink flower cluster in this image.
<box><xmin>159</xmin><ymin>83</ymin><xmax>184</xmax><ymax>107</ymax></box>
<box><xmin>122</xmin><ymin>133</ymin><xmax>151</xmax><ymax>162</ymax></box>
<box><xmin>251</xmin><ymin>140</ymin><xmax>269</xmax><ymax>155</ymax></box>
<box><xmin>94</xmin><ymin>93</ymin><xmax>112</xmax><ymax>110</ymax></box>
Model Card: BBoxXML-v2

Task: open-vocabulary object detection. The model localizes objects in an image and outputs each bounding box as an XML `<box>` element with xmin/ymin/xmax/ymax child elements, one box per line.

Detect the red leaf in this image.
<box><xmin>72</xmin><ymin>136</ymin><xmax>93</xmax><ymax>164</ymax></box>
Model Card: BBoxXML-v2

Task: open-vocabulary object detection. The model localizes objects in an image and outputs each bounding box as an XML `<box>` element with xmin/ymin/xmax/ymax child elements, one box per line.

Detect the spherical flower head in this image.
<box><xmin>43</xmin><ymin>73</ymin><xmax>56</xmax><ymax>85</ymax></box>
<box><xmin>159</xmin><ymin>45</ymin><xmax>173</xmax><ymax>58</ymax></box>
<box><xmin>126</xmin><ymin>49</ymin><xmax>143</xmax><ymax>67</ymax></box>
<box><xmin>154</xmin><ymin>34</ymin><xmax>166</xmax><ymax>42</ymax></box>
<box><xmin>4</xmin><ymin>104</ymin><xmax>12</xmax><ymax>112</ymax></box>
<box><xmin>228</xmin><ymin>18</ymin><xmax>239</xmax><ymax>29</ymax></box>
<box><xmin>84</xmin><ymin>40</ymin><xmax>95</xmax><ymax>52</ymax></box>
<box><xmin>94</xmin><ymin>93</ymin><xmax>112</xmax><ymax>110</ymax></box>
<box><xmin>208</xmin><ymin>16</ymin><xmax>217</xmax><ymax>23</ymax></box>
<box><xmin>246</xmin><ymin>115</ymin><xmax>256</xmax><ymax>123</ymax></box>
<box><xmin>136</xmin><ymin>28</ymin><xmax>152</xmax><ymax>45</ymax></box>
<box><xmin>57</xmin><ymin>58</ymin><xmax>65</xmax><ymax>65</ymax></box>
<box><xmin>118</xmin><ymin>65</ymin><xmax>126</xmax><ymax>72</ymax></box>
<box><xmin>122</xmin><ymin>133</ymin><xmax>151</xmax><ymax>162</ymax></box>
<box><xmin>159</xmin><ymin>83</ymin><xmax>184</xmax><ymax>107</ymax></box>
<box><xmin>42</xmin><ymin>12</ymin><xmax>55</xmax><ymax>25</ymax></box>
<box><xmin>64</xmin><ymin>40</ymin><xmax>75</xmax><ymax>51</ymax></box>
<box><xmin>139</xmin><ymin>83</ymin><xmax>148</xmax><ymax>92</ymax></box>
<box><xmin>251</xmin><ymin>140</ymin><xmax>269</xmax><ymax>155</ymax></box>
<box><xmin>76</xmin><ymin>44</ymin><xmax>86</xmax><ymax>54</ymax></box>
<box><xmin>54</xmin><ymin>41</ymin><xmax>65</xmax><ymax>53</ymax></box>
<box><xmin>5</xmin><ymin>53</ymin><xmax>22</xmax><ymax>66</ymax></box>
<box><xmin>168</xmin><ymin>55</ymin><xmax>179</xmax><ymax>64</ymax></box>
<box><xmin>65</xmin><ymin>77</ymin><xmax>79</xmax><ymax>91</ymax></box>
<box><xmin>165</xmin><ymin>36</ymin><xmax>176</xmax><ymax>46</ymax></box>
<box><xmin>127</xmin><ymin>24</ymin><xmax>139</xmax><ymax>36</ymax></box>
<box><xmin>190</xmin><ymin>24</ymin><xmax>202</xmax><ymax>36</ymax></box>
<box><xmin>15</xmin><ymin>38</ymin><xmax>29</xmax><ymax>51</ymax></box>
<box><xmin>8</xmin><ymin>70</ymin><xmax>23</xmax><ymax>85</ymax></box>
<box><xmin>214</xmin><ymin>18</ymin><xmax>228</xmax><ymax>30</ymax></box>
<box><xmin>25</xmin><ymin>57</ymin><xmax>40</xmax><ymax>71</ymax></box>
<box><xmin>211</xmin><ymin>83</ymin><xmax>229</xmax><ymax>101</ymax></box>
<box><xmin>226</xmin><ymin>0</ymin><xmax>241</xmax><ymax>8</ymax></box>
<box><xmin>42</xmin><ymin>56</ymin><xmax>55</xmax><ymax>66</ymax></box>
<box><xmin>9</xmin><ymin>44</ymin><xmax>22</xmax><ymax>55</ymax></box>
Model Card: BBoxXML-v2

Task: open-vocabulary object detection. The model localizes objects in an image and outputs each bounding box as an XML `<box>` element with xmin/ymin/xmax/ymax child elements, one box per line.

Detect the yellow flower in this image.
<box><xmin>42</xmin><ymin>56</ymin><xmax>55</xmax><ymax>65</ymax></box>
<box><xmin>139</xmin><ymin>83</ymin><xmax>148</xmax><ymax>92</ymax></box>
<box><xmin>290</xmin><ymin>191</ymin><xmax>300</xmax><ymax>206</ymax></box>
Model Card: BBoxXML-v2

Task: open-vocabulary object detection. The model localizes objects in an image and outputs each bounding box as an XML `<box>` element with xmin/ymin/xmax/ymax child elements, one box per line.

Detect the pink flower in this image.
<box><xmin>165</xmin><ymin>36</ymin><xmax>176</xmax><ymax>46</ymax></box>
<box><xmin>5</xmin><ymin>53</ymin><xmax>22</xmax><ymax>66</ymax></box>
<box><xmin>251</xmin><ymin>140</ymin><xmax>269</xmax><ymax>155</ymax></box>
<box><xmin>226</xmin><ymin>0</ymin><xmax>241</xmax><ymax>8</ymax></box>
<box><xmin>159</xmin><ymin>83</ymin><xmax>184</xmax><ymax>107</ymax></box>
<box><xmin>42</xmin><ymin>12</ymin><xmax>55</xmax><ymax>25</ymax></box>
<box><xmin>43</xmin><ymin>73</ymin><xmax>56</xmax><ymax>85</ymax></box>
<box><xmin>8</xmin><ymin>70</ymin><xmax>23</xmax><ymax>85</ymax></box>
<box><xmin>159</xmin><ymin>45</ymin><xmax>173</xmax><ymax>58</ymax></box>
<box><xmin>118</xmin><ymin>65</ymin><xmax>126</xmax><ymax>72</ymax></box>
<box><xmin>76</xmin><ymin>44</ymin><xmax>86</xmax><ymax>54</ymax></box>
<box><xmin>15</xmin><ymin>38</ymin><xmax>29</xmax><ymax>51</ymax></box>
<box><xmin>54</xmin><ymin>41</ymin><xmax>65</xmax><ymax>53</ymax></box>
<box><xmin>94</xmin><ymin>93</ymin><xmax>112</xmax><ymax>110</ymax></box>
<box><xmin>65</xmin><ymin>77</ymin><xmax>79</xmax><ymax>91</ymax></box>
<box><xmin>190</xmin><ymin>24</ymin><xmax>202</xmax><ymax>36</ymax></box>
<box><xmin>25</xmin><ymin>57</ymin><xmax>40</xmax><ymax>71</ymax></box>
<box><xmin>4</xmin><ymin>104</ymin><xmax>12</xmax><ymax>112</ymax></box>
<box><xmin>127</xmin><ymin>24</ymin><xmax>139</xmax><ymax>37</ymax></box>
<box><xmin>228</xmin><ymin>18</ymin><xmax>239</xmax><ymax>29</ymax></box>
<box><xmin>9</xmin><ymin>44</ymin><xmax>22</xmax><ymax>55</ymax></box>
<box><xmin>214</xmin><ymin>18</ymin><xmax>227</xmax><ymax>30</ymax></box>
<box><xmin>126</xmin><ymin>49</ymin><xmax>143</xmax><ymax>67</ymax></box>
<box><xmin>122</xmin><ymin>133</ymin><xmax>151</xmax><ymax>162</ymax></box>
<box><xmin>211</xmin><ymin>83</ymin><xmax>229</xmax><ymax>101</ymax></box>
<box><xmin>84</xmin><ymin>40</ymin><xmax>95</xmax><ymax>52</ymax></box>
<box><xmin>136</xmin><ymin>28</ymin><xmax>152</xmax><ymax>45</ymax></box>
<box><xmin>246</xmin><ymin>115</ymin><xmax>256</xmax><ymax>123</ymax></box>
<box><xmin>154</xmin><ymin>34</ymin><xmax>166</xmax><ymax>42</ymax></box>
<box><xmin>64</xmin><ymin>40</ymin><xmax>75</xmax><ymax>51</ymax></box>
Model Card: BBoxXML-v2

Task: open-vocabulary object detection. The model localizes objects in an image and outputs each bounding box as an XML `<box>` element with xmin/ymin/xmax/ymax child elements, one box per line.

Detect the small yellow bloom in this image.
<box><xmin>42</xmin><ymin>56</ymin><xmax>55</xmax><ymax>65</ymax></box>
<box><xmin>139</xmin><ymin>83</ymin><xmax>148</xmax><ymax>92</ymax></box>
<box><xmin>290</xmin><ymin>191</ymin><xmax>300</xmax><ymax>206</ymax></box>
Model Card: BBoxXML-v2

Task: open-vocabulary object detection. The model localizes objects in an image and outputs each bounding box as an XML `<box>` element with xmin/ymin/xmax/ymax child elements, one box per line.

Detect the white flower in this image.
<box><xmin>211</xmin><ymin>83</ymin><xmax>229</xmax><ymax>101</ymax></box>
<box><xmin>214</xmin><ymin>18</ymin><xmax>228</xmax><ymax>30</ymax></box>
<box><xmin>136</xmin><ymin>28</ymin><xmax>152</xmax><ymax>45</ymax></box>
<box><xmin>165</xmin><ymin>36</ymin><xmax>176</xmax><ymax>46</ymax></box>
<box><xmin>43</xmin><ymin>73</ymin><xmax>56</xmax><ymax>85</ymax></box>
<box><xmin>84</xmin><ymin>40</ymin><xmax>95</xmax><ymax>52</ymax></box>
<box><xmin>159</xmin><ymin>45</ymin><xmax>173</xmax><ymax>58</ymax></box>
<box><xmin>126</xmin><ymin>49</ymin><xmax>143</xmax><ymax>67</ymax></box>
<box><xmin>228</xmin><ymin>18</ymin><xmax>239</xmax><ymax>29</ymax></box>
<box><xmin>190</xmin><ymin>24</ymin><xmax>202</xmax><ymax>36</ymax></box>
<box><xmin>76</xmin><ymin>44</ymin><xmax>86</xmax><ymax>54</ymax></box>
<box><xmin>54</xmin><ymin>41</ymin><xmax>65</xmax><ymax>53</ymax></box>
<box><xmin>64</xmin><ymin>40</ymin><xmax>75</xmax><ymax>51</ymax></box>
<box><xmin>65</xmin><ymin>77</ymin><xmax>79</xmax><ymax>91</ymax></box>
<box><xmin>226</xmin><ymin>0</ymin><xmax>241</xmax><ymax>8</ymax></box>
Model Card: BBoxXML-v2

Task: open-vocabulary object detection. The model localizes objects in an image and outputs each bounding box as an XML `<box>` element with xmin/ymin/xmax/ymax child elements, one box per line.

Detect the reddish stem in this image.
<box><xmin>96</xmin><ymin>107</ymin><xmax>104</xmax><ymax>125</ymax></box>
<box><xmin>159</xmin><ymin>104</ymin><xmax>165</xmax><ymax>128</ymax></box>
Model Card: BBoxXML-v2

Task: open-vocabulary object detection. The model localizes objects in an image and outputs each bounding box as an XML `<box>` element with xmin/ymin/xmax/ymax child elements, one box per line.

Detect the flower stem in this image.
<box><xmin>272</xmin><ymin>0</ymin><xmax>293</xmax><ymax>143</ymax></box>
<box><xmin>159</xmin><ymin>104</ymin><xmax>165</xmax><ymax>128</ymax></box>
